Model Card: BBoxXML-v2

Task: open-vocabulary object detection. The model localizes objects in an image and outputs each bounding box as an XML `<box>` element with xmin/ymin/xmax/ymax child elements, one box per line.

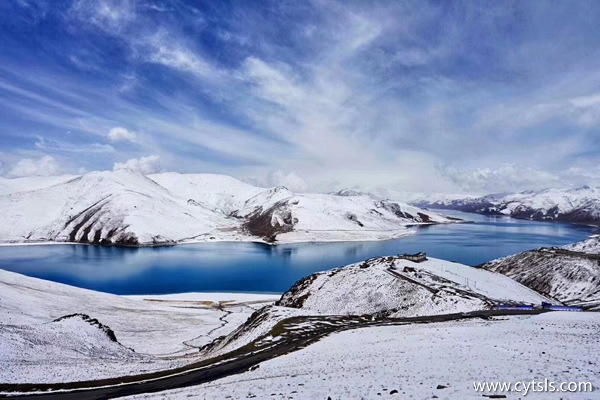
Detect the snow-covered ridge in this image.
<box><xmin>411</xmin><ymin>186</ymin><xmax>600</xmax><ymax>225</ymax></box>
<box><xmin>0</xmin><ymin>170</ymin><xmax>457</xmax><ymax>246</ymax></box>
<box><xmin>482</xmin><ymin>235</ymin><xmax>600</xmax><ymax>310</ymax></box>
<box><xmin>199</xmin><ymin>255</ymin><xmax>549</xmax><ymax>359</ymax></box>
<box><xmin>563</xmin><ymin>234</ymin><xmax>600</xmax><ymax>253</ymax></box>
<box><xmin>276</xmin><ymin>256</ymin><xmax>549</xmax><ymax>317</ymax></box>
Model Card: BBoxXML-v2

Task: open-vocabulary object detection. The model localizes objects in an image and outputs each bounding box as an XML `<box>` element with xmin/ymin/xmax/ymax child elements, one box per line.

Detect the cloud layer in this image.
<box><xmin>1</xmin><ymin>1</ymin><xmax>600</xmax><ymax>193</ymax></box>
<box><xmin>8</xmin><ymin>156</ymin><xmax>63</xmax><ymax>178</ymax></box>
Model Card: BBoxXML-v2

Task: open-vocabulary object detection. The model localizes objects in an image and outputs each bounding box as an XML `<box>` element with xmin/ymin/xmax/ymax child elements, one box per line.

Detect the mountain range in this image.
<box><xmin>0</xmin><ymin>170</ymin><xmax>455</xmax><ymax>246</ymax></box>
<box><xmin>410</xmin><ymin>186</ymin><xmax>600</xmax><ymax>225</ymax></box>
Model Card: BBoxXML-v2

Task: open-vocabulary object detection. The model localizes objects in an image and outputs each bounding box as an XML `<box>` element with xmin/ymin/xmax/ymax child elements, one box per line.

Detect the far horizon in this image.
<box><xmin>2</xmin><ymin>167</ymin><xmax>600</xmax><ymax>198</ymax></box>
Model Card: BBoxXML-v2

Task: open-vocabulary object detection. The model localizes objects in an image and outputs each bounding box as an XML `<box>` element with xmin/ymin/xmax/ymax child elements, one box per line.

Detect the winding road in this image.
<box><xmin>0</xmin><ymin>309</ymin><xmax>548</xmax><ymax>400</ymax></box>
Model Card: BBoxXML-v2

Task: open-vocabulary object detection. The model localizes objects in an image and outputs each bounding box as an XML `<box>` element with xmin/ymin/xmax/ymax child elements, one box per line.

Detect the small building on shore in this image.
<box><xmin>398</xmin><ymin>252</ymin><xmax>427</xmax><ymax>263</ymax></box>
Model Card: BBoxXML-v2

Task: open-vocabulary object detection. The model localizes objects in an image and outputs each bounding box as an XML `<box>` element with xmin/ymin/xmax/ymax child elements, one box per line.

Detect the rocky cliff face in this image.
<box><xmin>481</xmin><ymin>236</ymin><xmax>600</xmax><ymax>310</ymax></box>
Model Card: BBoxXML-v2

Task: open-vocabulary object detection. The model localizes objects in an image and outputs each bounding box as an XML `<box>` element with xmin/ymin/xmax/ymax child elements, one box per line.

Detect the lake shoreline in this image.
<box><xmin>0</xmin><ymin>211</ymin><xmax>594</xmax><ymax>295</ymax></box>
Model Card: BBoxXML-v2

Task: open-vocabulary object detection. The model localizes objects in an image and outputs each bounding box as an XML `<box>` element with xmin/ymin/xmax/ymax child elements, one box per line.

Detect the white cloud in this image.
<box><xmin>107</xmin><ymin>127</ymin><xmax>137</xmax><ymax>142</ymax></box>
<box><xmin>145</xmin><ymin>33</ymin><xmax>217</xmax><ymax>79</ymax></box>
<box><xmin>562</xmin><ymin>166</ymin><xmax>600</xmax><ymax>187</ymax></box>
<box><xmin>264</xmin><ymin>170</ymin><xmax>308</xmax><ymax>192</ymax></box>
<box><xmin>113</xmin><ymin>155</ymin><xmax>162</xmax><ymax>174</ymax></box>
<box><xmin>7</xmin><ymin>155</ymin><xmax>62</xmax><ymax>177</ymax></box>
<box><xmin>35</xmin><ymin>136</ymin><xmax>115</xmax><ymax>153</ymax></box>
<box><xmin>243</xmin><ymin>170</ymin><xmax>309</xmax><ymax>192</ymax></box>
<box><xmin>439</xmin><ymin>164</ymin><xmax>560</xmax><ymax>193</ymax></box>
<box><xmin>69</xmin><ymin>0</ymin><xmax>135</xmax><ymax>33</ymax></box>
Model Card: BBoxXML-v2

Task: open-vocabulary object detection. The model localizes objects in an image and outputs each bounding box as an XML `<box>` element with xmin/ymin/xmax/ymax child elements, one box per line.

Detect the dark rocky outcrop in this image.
<box><xmin>53</xmin><ymin>313</ymin><xmax>119</xmax><ymax>343</ymax></box>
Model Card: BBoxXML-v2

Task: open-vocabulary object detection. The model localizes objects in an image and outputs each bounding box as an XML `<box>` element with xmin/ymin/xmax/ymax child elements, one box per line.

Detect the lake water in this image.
<box><xmin>0</xmin><ymin>210</ymin><xmax>595</xmax><ymax>295</ymax></box>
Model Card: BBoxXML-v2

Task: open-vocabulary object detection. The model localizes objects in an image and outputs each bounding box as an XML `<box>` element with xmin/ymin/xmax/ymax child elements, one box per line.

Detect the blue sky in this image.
<box><xmin>1</xmin><ymin>0</ymin><xmax>600</xmax><ymax>194</ymax></box>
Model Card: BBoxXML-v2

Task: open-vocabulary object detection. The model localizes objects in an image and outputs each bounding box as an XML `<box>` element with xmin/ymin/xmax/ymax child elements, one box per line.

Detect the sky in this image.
<box><xmin>1</xmin><ymin>0</ymin><xmax>600</xmax><ymax>195</ymax></box>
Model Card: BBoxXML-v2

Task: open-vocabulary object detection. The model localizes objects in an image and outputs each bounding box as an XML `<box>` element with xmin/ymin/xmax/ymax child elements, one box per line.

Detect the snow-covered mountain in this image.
<box><xmin>201</xmin><ymin>254</ymin><xmax>550</xmax><ymax>359</ymax></box>
<box><xmin>234</xmin><ymin>187</ymin><xmax>457</xmax><ymax>243</ymax></box>
<box><xmin>0</xmin><ymin>170</ymin><xmax>456</xmax><ymax>246</ymax></box>
<box><xmin>481</xmin><ymin>235</ymin><xmax>600</xmax><ymax>310</ymax></box>
<box><xmin>564</xmin><ymin>234</ymin><xmax>600</xmax><ymax>253</ymax></box>
<box><xmin>0</xmin><ymin>169</ymin><xmax>235</xmax><ymax>246</ymax></box>
<box><xmin>276</xmin><ymin>255</ymin><xmax>548</xmax><ymax>317</ymax></box>
<box><xmin>412</xmin><ymin>186</ymin><xmax>600</xmax><ymax>225</ymax></box>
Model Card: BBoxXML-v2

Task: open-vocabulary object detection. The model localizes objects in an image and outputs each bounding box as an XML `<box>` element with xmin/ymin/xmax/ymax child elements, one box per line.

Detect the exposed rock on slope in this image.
<box><xmin>276</xmin><ymin>256</ymin><xmax>548</xmax><ymax>317</ymax></box>
<box><xmin>481</xmin><ymin>236</ymin><xmax>600</xmax><ymax>309</ymax></box>
<box><xmin>0</xmin><ymin>169</ymin><xmax>232</xmax><ymax>246</ymax></box>
<box><xmin>236</xmin><ymin>188</ymin><xmax>455</xmax><ymax>243</ymax></box>
<box><xmin>201</xmin><ymin>255</ymin><xmax>549</xmax><ymax>359</ymax></box>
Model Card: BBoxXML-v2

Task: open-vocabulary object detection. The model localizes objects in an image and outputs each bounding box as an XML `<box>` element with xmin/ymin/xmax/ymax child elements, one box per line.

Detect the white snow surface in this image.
<box><xmin>278</xmin><ymin>257</ymin><xmax>549</xmax><ymax>317</ymax></box>
<box><xmin>563</xmin><ymin>234</ymin><xmax>600</xmax><ymax>253</ymax></box>
<box><xmin>0</xmin><ymin>175</ymin><xmax>76</xmax><ymax>196</ymax></box>
<box><xmin>125</xmin><ymin>292</ymin><xmax>281</xmax><ymax>303</ymax></box>
<box><xmin>411</xmin><ymin>185</ymin><xmax>600</xmax><ymax>224</ymax></box>
<box><xmin>484</xmin><ymin>237</ymin><xmax>600</xmax><ymax>309</ymax></box>
<box><xmin>148</xmin><ymin>172</ymin><xmax>263</xmax><ymax>214</ymax></box>
<box><xmin>0</xmin><ymin>170</ymin><xmax>456</xmax><ymax>246</ymax></box>
<box><xmin>0</xmin><ymin>268</ymin><xmax>277</xmax><ymax>383</ymax></box>
<box><xmin>126</xmin><ymin>312</ymin><xmax>600</xmax><ymax>400</ymax></box>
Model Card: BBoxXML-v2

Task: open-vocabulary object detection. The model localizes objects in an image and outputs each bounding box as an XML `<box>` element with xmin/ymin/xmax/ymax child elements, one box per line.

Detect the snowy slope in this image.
<box><xmin>0</xmin><ymin>169</ymin><xmax>238</xmax><ymax>245</ymax></box>
<box><xmin>413</xmin><ymin>186</ymin><xmax>600</xmax><ymax>225</ymax></box>
<box><xmin>127</xmin><ymin>312</ymin><xmax>600</xmax><ymax>400</ymax></box>
<box><xmin>563</xmin><ymin>234</ymin><xmax>600</xmax><ymax>253</ymax></box>
<box><xmin>0</xmin><ymin>175</ymin><xmax>76</xmax><ymax>196</ymax></box>
<box><xmin>0</xmin><ymin>268</ymin><xmax>277</xmax><ymax>383</ymax></box>
<box><xmin>277</xmin><ymin>256</ymin><xmax>548</xmax><ymax>317</ymax></box>
<box><xmin>0</xmin><ymin>314</ymin><xmax>155</xmax><ymax>384</ymax></box>
<box><xmin>0</xmin><ymin>171</ymin><xmax>458</xmax><ymax>246</ymax></box>
<box><xmin>194</xmin><ymin>255</ymin><xmax>549</xmax><ymax>361</ymax></box>
<box><xmin>482</xmin><ymin>236</ymin><xmax>600</xmax><ymax>309</ymax></box>
<box><xmin>149</xmin><ymin>172</ymin><xmax>263</xmax><ymax>214</ymax></box>
<box><xmin>235</xmin><ymin>188</ymin><xmax>456</xmax><ymax>243</ymax></box>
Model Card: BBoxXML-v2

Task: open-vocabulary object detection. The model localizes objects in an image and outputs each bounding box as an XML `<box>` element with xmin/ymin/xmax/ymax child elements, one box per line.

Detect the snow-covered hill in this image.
<box><xmin>0</xmin><ymin>170</ymin><xmax>456</xmax><ymax>246</ymax></box>
<box><xmin>235</xmin><ymin>188</ymin><xmax>456</xmax><ymax>243</ymax></box>
<box><xmin>0</xmin><ymin>267</ymin><xmax>277</xmax><ymax>383</ymax></box>
<box><xmin>412</xmin><ymin>186</ymin><xmax>600</xmax><ymax>225</ymax></box>
<box><xmin>276</xmin><ymin>255</ymin><xmax>548</xmax><ymax>317</ymax></box>
<box><xmin>481</xmin><ymin>236</ymin><xmax>600</xmax><ymax>310</ymax></box>
<box><xmin>563</xmin><ymin>234</ymin><xmax>600</xmax><ymax>253</ymax></box>
<box><xmin>197</xmin><ymin>255</ymin><xmax>550</xmax><ymax>360</ymax></box>
<box><xmin>0</xmin><ymin>169</ymin><xmax>235</xmax><ymax>246</ymax></box>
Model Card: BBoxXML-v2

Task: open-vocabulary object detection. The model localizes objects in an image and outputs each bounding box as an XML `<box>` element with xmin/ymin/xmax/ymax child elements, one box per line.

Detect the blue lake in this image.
<box><xmin>0</xmin><ymin>210</ymin><xmax>595</xmax><ymax>295</ymax></box>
